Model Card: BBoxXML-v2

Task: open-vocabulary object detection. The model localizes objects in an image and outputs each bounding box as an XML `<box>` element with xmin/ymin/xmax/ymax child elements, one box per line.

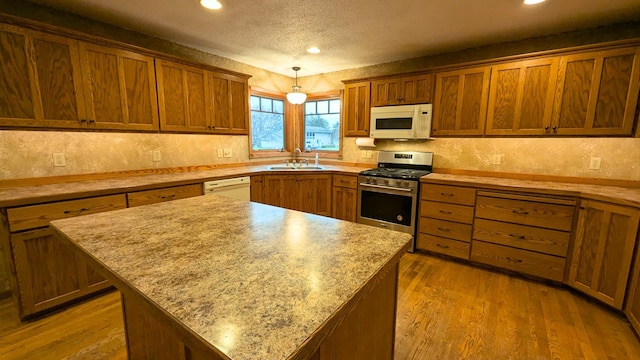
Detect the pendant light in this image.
<box><xmin>286</xmin><ymin>66</ymin><xmax>307</xmax><ymax>104</ymax></box>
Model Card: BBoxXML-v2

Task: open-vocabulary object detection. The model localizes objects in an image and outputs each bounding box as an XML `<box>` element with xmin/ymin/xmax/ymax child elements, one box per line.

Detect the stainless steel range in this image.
<box><xmin>357</xmin><ymin>151</ymin><xmax>433</xmax><ymax>252</ymax></box>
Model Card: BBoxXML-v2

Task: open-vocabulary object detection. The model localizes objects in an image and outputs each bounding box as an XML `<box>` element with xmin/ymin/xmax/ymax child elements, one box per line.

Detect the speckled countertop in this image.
<box><xmin>50</xmin><ymin>195</ymin><xmax>412</xmax><ymax>360</ymax></box>
<box><xmin>0</xmin><ymin>164</ymin><xmax>365</xmax><ymax>207</ymax></box>
<box><xmin>422</xmin><ymin>173</ymin><xmax>640</xmax><ymax>208</ymax></box>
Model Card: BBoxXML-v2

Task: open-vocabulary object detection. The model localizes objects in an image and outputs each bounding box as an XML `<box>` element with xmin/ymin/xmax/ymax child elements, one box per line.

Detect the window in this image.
<box><xmin>303</xmin><ymin>97</ymin><xmax>341</xmax><ymax>153</ymax></box>
<box><xmin>250</xmin><ymin>94</ymin><xmax>285</xmax><ymax>151</ymax></box>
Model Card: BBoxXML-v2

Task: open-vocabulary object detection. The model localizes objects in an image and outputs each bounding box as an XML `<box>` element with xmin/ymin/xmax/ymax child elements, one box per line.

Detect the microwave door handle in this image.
<box><xmin>359</xmin><ymin>183</ymin><xmax>414</xmax><ymax>192</ymax></box>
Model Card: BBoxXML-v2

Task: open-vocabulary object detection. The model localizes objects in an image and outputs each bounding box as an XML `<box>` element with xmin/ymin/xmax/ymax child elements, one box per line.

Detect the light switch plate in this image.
<box><xmin>589</xmin><ymin>157</ymin><xmax>601</xmax><ymax>170</ymax></box>
<box><xmin>223</xmin><ymin>148</ymin><xmax>232</xmax><ymax>158</ymax></box>
<box><xmin>491</xmin><ymin>154</ymin><xmax>501</xmax><ymax>165</ymax></box>
<box><xmin>53</xmin><ymin>153</ymin><xmax>66</xmax><ymax>167</ymax></box>
<box><xmin>217</xmin><ymin>149</ymin><xmax>224</xmax><ymax>158</ymax></box>
<box><xmin>152</xmin><ymin>151</ymin><xmax>161</xmax><ymax>162</ymax></box>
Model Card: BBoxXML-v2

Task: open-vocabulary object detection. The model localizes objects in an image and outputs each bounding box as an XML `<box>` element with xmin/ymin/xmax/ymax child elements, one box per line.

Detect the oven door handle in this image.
<box><xmin>359</xmin><ymin>183</ymin><xmax>414</xmax><ymax>192</ymax></box>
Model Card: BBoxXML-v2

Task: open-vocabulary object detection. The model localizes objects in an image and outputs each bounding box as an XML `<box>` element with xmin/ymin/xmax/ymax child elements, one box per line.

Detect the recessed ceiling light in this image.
<box><xmin>524</xmin><ymin>0</ymin><xmax>546</xmax><ymax>5</ymax></box>
<box><xmin>201</xmin><ymin>0</ymin><xmax>222</xmax><ymax>10</ymax></box>
<box><xmin>307</xmin><ymin>47</ymin><xmax>321</xmax><ymax>54</ymax></box>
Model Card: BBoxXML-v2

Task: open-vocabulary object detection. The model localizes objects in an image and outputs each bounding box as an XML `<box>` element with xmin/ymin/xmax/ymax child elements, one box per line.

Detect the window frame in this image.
<box><xmin>297</xmin><ymin>90</ymin><xmax>343</xmax><ymax>159</ymax></box>
<box><xmin>249</xmin><ymin>87</ymin><xmax>295</xmax><ymax>158</ymax></box>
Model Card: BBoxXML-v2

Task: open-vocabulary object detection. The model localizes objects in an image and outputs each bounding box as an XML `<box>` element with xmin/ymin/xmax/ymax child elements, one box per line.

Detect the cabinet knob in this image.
<box><xmin>79</xmin><ymin>118</ymin><xmax>87</xmax><ymax>123</ymax></box>
<box><xmin>89</xmin><ymin>119</ymin><xmax>95</xmax><ymax>123</ymax></box>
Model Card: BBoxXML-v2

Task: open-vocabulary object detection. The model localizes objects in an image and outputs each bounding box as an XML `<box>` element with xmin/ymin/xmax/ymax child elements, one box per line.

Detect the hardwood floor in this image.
<box><xmin>1</xmin><ymin>253</ymin><xmax>639</xmax><ymax>359</ymax></box>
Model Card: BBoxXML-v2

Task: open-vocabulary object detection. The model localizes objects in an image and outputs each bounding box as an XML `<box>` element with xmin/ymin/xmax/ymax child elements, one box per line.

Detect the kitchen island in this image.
<box><xmin>49</xmin><ymin>194</ymin><xmax>412</xmax><ymax>360</ymax></box>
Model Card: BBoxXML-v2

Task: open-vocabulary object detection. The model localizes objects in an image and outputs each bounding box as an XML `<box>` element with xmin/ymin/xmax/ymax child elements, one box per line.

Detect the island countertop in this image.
<box><xmin>50</xmin><ymin>194</ymin><xmax>412</xmax><ymax>359</ymax></box>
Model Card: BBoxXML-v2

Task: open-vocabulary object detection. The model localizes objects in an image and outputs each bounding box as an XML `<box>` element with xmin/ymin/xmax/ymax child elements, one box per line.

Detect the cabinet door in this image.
<box><xmin>371</xmin><ymin>78</ymin><xmax>402</xmax><ymax>106</ymax></box>
<box><xmin>298</xmin><ymin>175</ymin><xmax>332</xmax><ymax>216</ymax></box>
<box><xmin>551</xmin><ymin>47</ymin><xmax>640</xmax><ymax>135</ymax></box>
<box><xmin>624</xmin><ymin>227</ymin><xmax>640</xmax><ymax>335</ymax></box>
<box><xmin>343</xmin><ymin>81</ymin><xmax>370</xmax><ymax>137</ymax></box>
<box><xmin>0</xmin><ymin>24</ymin><xmax>86</xmax><ymax>128</ymax></box>
<box><xmin>568</xmin><ymin>200</ymin><xmax>640</xmax><ymax>309</ymax></box>
<box><xmin>486</xmin><ymin>58</ymin><xmax>559</xmax><ymax>135</ymax></box>
<box><xmin>209</xmin><ymin>72</ymin><xmax>249</xmax><ymax>134</ymax></box>
<box><xmin>432</xmin><ymin>66</ymin><xmax>490</xmax><ymax>136</ymax></box>
<box><xmin>332</xmin><ymin>186</ymin><xmax>357</xmax><ymax>222</ymax></box>
<box><xmin>250</xmin><ymin>176</ymin><xmax>264</xmax><ymax>203</ymax></box>
<box><xmin>262</xmin><ymin>175</ymin><xmax>285</xmax><ymax>207</ymax></box>
<box><xmin>156</xmin><ymin>60</ymin><xmax>210</xmax><ymax>133</ymax></box>
<box><xmin>78</xmin><ymin>42</ymin><xmax>159</xmax><ymax>131</ymax></box>
<box><xmin>400</xmin><ymin>73</ymin><xmax>434</xmax><ymax>105</ymax></box>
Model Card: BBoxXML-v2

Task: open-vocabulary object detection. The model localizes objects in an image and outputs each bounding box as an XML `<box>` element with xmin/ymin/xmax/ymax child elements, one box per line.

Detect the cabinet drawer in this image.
<box><xmin>420</xmin><ymin>201</ymin><xmax>474</xmax><ymax>224</ymax></box>
<box><xmin>7</xmin><ymin>194</ymin><xmax>127</xmax><ymax>232</ymax></box>
<box><xmin>421</xmin><ymin>184</ymin><xmax>476</xmax><ymax>206</ymax></box>
<box><xmin>419</xmin><ymin>217</ymin><xmax>472</xmax><ymax>242</ymax></box>
<box><xmin>471</xmin><ymin>241</ymin><xmax>566</xmax><ymax>281</ymax></box>
<box><xmin>333</xmin><ymin>175</ymin><xmax>358</xmax><ymax>190</ymax></box>
<box><xmin>127</xmin><ymin>184</ymin><xmax>202</xmax><ymax>207</ymax></box>
<box><xmin>473</xmin><ymin>218</ymin><xmax>570</xmax><ymax>257</ymax></box>
<box><xmin>416</xmin><ymin>234</ymin><xmax>470</xmax><ymax>260</ymax></box>
<box><xmin>475</xmin><ymin>195</ymin><xmax>574</xmax><ymax>231</ymax></box>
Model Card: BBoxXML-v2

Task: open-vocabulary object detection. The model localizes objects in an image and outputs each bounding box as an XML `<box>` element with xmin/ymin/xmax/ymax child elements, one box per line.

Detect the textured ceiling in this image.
<box><xmin>24</xmin><ymin>0</ymin><xmax>640</xmax><ymax>76</ymax></box>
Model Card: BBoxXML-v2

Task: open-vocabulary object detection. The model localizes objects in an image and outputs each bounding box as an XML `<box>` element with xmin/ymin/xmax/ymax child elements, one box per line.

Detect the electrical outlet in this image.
<box><xmin>589</xmin><ymin>157</ymin><xmax>601</xmax><ymax>170</ymax></box>
<box><xmin>366</xmin><ymin>150</ymin><xmax>373</xmax><ymax>159</ymax></box>
<box><xmin>360</xmin><ymin>150</ymin><xmax>367</xmax><ymax>158</ymax></box>
<box><xmin>53</xmin><ymin>153</ymin><xmax>66</xmax><ymax>167</ymax></box>
<box><xmin>491</xmin><ymin>154</ymin><xmax>502</xmax><ymax>165</ymax></box>
<box><xmin>217</xmin><ymin>149</ymin><xmax>224</xmax><ymax>158</ymax></box>
<box><xmin>223</xmin><ymin>148</ymin><xmax>232</xmax><ymax>158</ymax></box>
<box><xmin>152</xmin><ymin>151</ymin><xmax>161</xmax><ymax>162</ymax></box>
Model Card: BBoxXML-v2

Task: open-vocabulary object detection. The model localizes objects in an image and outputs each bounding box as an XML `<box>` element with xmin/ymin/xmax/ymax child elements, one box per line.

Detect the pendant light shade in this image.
<box><xmin>286</xmin><ymin>67</ymin><xmax>307</xmax><ymax>104</ymax></box>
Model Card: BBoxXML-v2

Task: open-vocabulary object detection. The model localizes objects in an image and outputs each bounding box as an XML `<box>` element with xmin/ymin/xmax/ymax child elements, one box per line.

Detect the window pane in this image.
<box><xmin>304</xmin><ymin>98</ymin><xmax>340</xmax><ymax>152</ymax></box>
<box><xmin>305</xmin><ymin>102</ymin><xmax>316</xmax><ymax>115</ymax></box>
<box><xmin>260</xmin><ymin>98</ymin><xmax>272</xmax><ymax>112</ymax></box>
<box><xmin>250</xmin><ymin>96</ymin><xmax>260</xmax><ymax>111</ymax></box>
<box><xmin>329</xmin><ymin>99</ymin><xmax>340</xmax><ymax>113</ymax></box>
<box><xmin>251</xmin><ymin>95</ymin><xmax>285</xmax><ymax>151</ymax></box>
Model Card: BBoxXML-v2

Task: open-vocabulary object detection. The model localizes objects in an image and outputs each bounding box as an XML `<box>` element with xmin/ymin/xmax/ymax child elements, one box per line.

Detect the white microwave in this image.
<box><xmin>369</xmin><ymin>103</ymin><xmax>432</xmax><ymax>139</ymax></box>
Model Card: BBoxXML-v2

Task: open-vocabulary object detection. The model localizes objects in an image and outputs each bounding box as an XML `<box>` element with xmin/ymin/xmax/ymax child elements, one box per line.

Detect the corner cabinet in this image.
<box><xmin>568</xmin><ymin>200</ymin><xmax>640</xmax><ymax>309</ymax></box>
<box><xmin>431</xmin><ymin>66</ymin><xmax>491</xmax><ymax>136</ymax></box>
<box><xmin>343</xmin><ymin>81</ymin><xmax>371</xmax><ymax>137</ymax></box>
<box><xmin>371</xmin><ymin>73</ymin><xmax>434</xmax><ymax>106</ymax></box>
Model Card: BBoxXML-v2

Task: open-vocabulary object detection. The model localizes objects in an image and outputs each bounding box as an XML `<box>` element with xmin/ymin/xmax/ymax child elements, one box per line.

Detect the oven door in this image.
<box><xmin>357</xmin><ymin>180</ymin><xmax>418</xmax><ymax>250</ymax></box>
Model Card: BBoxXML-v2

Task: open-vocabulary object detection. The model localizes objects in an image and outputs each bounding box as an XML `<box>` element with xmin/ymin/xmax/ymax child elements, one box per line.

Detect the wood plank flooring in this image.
<box><xmin>1</xmin><ymin>253</ymin><xmax>639</xmax><ymax>359</ymax></box>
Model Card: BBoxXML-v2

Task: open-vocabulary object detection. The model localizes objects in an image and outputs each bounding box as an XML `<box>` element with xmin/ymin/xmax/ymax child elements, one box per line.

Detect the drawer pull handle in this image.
<box><xmin>160</xmin><ymin>195</ymin><xmax>177</xmax><ymax>199</ymax></box>
<box><xmin>436</xmin><ymin>244</ymin><xmax>450</xmax><ymax>249</ymax></box>
<box><xmin>439</xmin><ymin>210</ymin><xmax>452</xmax><ymax>215</ymax></box>
<box><xmin>512</xmin><ymin>210</ymin><xmax>529</xmax><ymax>215</ymax></box>
<box><xmin>505</xmin><ymin>257</ymin><xmax>523</xmax><ymax>264</ymax></box>
<box><xmin>440</xmin><ymin>193</ymin><xmax>454</xmax><ymax>197</ymax></box>
<box><xmin>64</xmin><ymin>208</ymin><xmax>88</xmax><ymax>214</ymax></box>
<box><xmin>510</xmin><ymin>233</ymin><xmax>526</xmax><ymax>240</ymax></box>
<box><xmin>437</xmin><ymin>227</ymin><xmax>450</xmax><ymax>232</ymax></box>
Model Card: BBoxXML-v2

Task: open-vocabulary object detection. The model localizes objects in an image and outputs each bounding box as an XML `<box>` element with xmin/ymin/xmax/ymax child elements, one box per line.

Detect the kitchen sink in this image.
<box><xmin>268</xmin><ymin>165</ymin><xmax>324</xmax><ymax>170</ymax></box>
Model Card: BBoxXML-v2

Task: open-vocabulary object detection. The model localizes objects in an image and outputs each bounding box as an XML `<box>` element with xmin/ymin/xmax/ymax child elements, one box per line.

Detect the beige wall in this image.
<box><xmin>0</xmin><ymin>3</ymin><xmax>639</xmax><ymax>181</ymax></box>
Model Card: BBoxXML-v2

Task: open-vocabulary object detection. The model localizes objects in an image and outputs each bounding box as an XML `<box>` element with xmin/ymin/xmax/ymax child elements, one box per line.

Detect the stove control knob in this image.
<box><xmin>383</xmin><ymin>179</ymin><xmax>389</xmax><ymax>185</ymax></box>
<box><xmin>402</xmin><ymin>181</ymin><xmax>410</xmax><ymax>187</ymax></box>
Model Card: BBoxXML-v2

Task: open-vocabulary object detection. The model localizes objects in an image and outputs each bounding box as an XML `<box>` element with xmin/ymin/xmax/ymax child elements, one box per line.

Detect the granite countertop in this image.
<box><xmin>422</xmin><ymin>173</ymin><xmax>640</xmax><ymax>208</ymax></box>
<box><xmin>50</xmin><ymin>195</ymin><xmax>412</xmax><ymax>360</ymax></box>
<box><xmin>0</xmin><ymin>164</ymin><xmax>365</xmax><ymax>208</ymax></box>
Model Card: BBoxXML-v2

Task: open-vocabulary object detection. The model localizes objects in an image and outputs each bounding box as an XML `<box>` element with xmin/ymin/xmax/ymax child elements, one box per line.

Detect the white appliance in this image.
<box><xmin>203</xmin><ymin>176</ymin><xmax>251</xmax><ymax>201</ymax></box>
<box><xmin>369</xmin><ymin>103</ymin><xmax>432</xmax><ymax>140</ymax></box>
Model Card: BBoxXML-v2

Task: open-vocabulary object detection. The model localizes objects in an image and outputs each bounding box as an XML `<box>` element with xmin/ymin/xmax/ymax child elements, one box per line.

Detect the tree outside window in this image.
<box><xmin>250</xmin><ymin>95</ymin><xmax>285</xmax><ymax>151</ymax></box>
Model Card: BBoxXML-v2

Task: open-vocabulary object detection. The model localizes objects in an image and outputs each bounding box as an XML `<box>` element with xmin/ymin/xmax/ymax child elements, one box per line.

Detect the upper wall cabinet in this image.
<box><xmin>431</xmin><ymin>66</ymin><xmax>491</xmax><ymax>136</ymax></box>
<box><xmin>343</xmin><ymin>81</ymin><xmax>371</xmax><ymax>137</ymax></box>
<box><xmin>78</xmin><ymin>42</ymin><xmax>159</xmax><ymax>131</ymax></box>
<box><xmin>485</xmin><ymin>58</ymin><xmax>559</xmax><ymax>136</ymax></box>
<box><xmin>156</xmin><ymin>59</ymin><xmax>249</xmax><ymax>134</ymax></box>
<box><xmin>0</xmin><ymin>24</ymin><xmax>87</xmax><ymax>129</ymax></box>
<box><xmin>550</xmin><ymin>47</ymin><xmax>640</xmax><ymax>136</ymax></box>
<box><xmin>371</xmin><ymin>73</ymin><xmax>434</xmax><ymax>107</ymax></box>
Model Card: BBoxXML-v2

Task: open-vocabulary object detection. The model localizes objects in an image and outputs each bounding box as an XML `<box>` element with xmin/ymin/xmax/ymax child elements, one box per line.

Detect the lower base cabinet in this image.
<box><xmin>262</xmin><ymin>174</ymin><xmax>332</xmax><ymax>216</ymax></box>
<box><xmin>332</xmin><ymin>175</ymin><xmax>358</xmax><ymax>222</ymax></box>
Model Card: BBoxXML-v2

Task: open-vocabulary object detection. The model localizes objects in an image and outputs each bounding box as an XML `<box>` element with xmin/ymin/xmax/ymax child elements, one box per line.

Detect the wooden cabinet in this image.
<box><xmin>0</xmin><ymin>24</ymin><xmax>86</xmax><ymax>129</ymax></box>
<box><xmin>343</xmin><ymin>81</ymin><xmax>370</xmax><ymax>137</ymax></box>
<box><xmin>417</xmin><ymin>184</ymin><xmax>476</xmax><ymax>259</ymax></box>
<box><xmin>432</xmin><ymin>66</ymin><xmax>491</xmax><ymax>136</ymax></box>
<box><xmin>568</xmin><ymin>200</ymin><xmax>639</xmax><ymax>309</ymax></box>
<box><xmin>156</xmin><ymin>59</ymin><xmax>210</xmax><ymax>133</ymax></box>
<box><xmin>332</xmin><ymin>175</ymin><xmax>358</xmax><ymax>222</ymax></box>
<box><xmin>624</xmin><ymin>221</ymin><xmax>640</xmax><ymax>334</ymax></box>
<box><xmin>551</xmin><ymin>47</ymin><xmax>640</xmax><ymax>136</ymax></box>
<box><xmin>208</xmin><ymin>72</ymin><xmax>249</xmax><ymax>134</ymax></box>
<box><xmin>472</xmin><ymin>191</ymin><xmax>576</xmax><ymax>281</ymax></box>
<box><xmin>4</xmin><ymin>194</ymin><xmax>127</xmax><ymax>319</ymax></box>
<box><xmin>371</xmin><ymin>73</ymin><xmax>434</xmax><ymax>106</ymax></box>
<box><xmin>126</xmin><ymin>184</ymin><xmax>202</xmax><ymax>207</ymax></box>
<box><xmin>78</xmin><ymin>42</ymin><xmax>159</xmax><ymax>131</ymax></box>
<box><xmin>262</xmin><ymin>174</ymin><xmax>332</xmax><ymax>216</ymax></box>
<box><xmin>485</xmin><ymin>58</ymin><xmax>559</xmax><ymax>135</ymax></box>
<box><xmin>250</xmin><ymin>175</ymin><xmax>264</xmax><ymax>203</ymax></box>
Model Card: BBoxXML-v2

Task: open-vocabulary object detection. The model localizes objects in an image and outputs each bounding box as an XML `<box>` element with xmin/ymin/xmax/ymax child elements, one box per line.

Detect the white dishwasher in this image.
<box><xmin>203</xmin><ymin>176</ymin><xmax>251</xmax><ymax>201</ymax></box>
